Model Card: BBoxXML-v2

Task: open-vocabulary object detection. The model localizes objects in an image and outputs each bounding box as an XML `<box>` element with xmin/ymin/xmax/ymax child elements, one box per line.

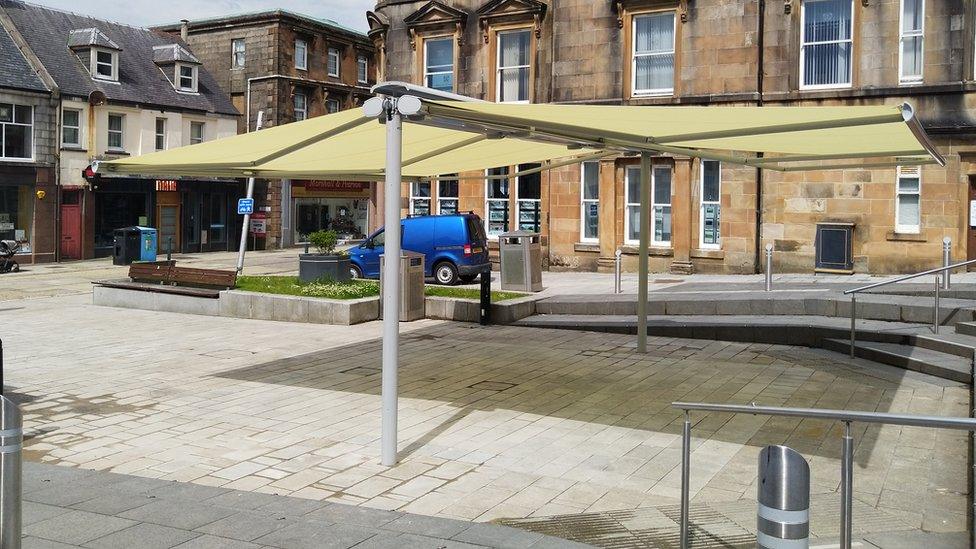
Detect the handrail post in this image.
<box><xmin>680</xmin><ymin>410</ymin><xmax>691</xmax><ymax>549</ymax></box>
<box><xmin>840</xmin><ymin>421</ymin><xmax>854</xmax><ymax>549</ymax></box>
<box><xmin>934</xmin><ymin>275</ymin><xmax>941</xmax><ymax>334</ymax></box>
<box><xmin>943</xmin><ymin>237</ymin><xmax>952</xmax><ymax>290</ymax></box>
<box><xmin>849</xmin><ymin>295</ymin><xmax>856</xmax><ymax>358</ymax></box>
<box><xmin>614</xmin><ymin>249</ymin><xmax>622</xmax><ymax>294</ymax></box>
<box><xmin>764</xmin><ymin>244</ymin><xmax>773</xmax><ymax>292</ymax></box>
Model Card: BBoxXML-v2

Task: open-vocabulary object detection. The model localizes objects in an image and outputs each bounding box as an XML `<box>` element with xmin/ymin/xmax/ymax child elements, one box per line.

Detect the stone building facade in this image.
<box><xmin>159</xmin><ymin>12</ymin><xmax>378</xmax><ymax>248</ymax></box>
<box><xmin>370</xmin><ymin>0</ymin><xmax>976</xmax><ymax>274</ymax></box>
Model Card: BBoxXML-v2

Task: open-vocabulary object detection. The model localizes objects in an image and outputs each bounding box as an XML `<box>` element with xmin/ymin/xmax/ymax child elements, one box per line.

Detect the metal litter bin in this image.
<box><xmin>380</xmin><ymin>250</ymin><xmax>425</xmax><ymax>321</ymax></box>
<box><xmin>112</xmin><ymin>227</ymin><xmax>141</xmax><ymax>265</ymax></box>
<box><xmin>498</xmin><ymin>230</ymin><xmax>542</xmax><ymax>292</ymax></box>
<box><xmin>757</xmin><ymin>445</ymin><xmax>810</xmax><ymax>549</ymax></box>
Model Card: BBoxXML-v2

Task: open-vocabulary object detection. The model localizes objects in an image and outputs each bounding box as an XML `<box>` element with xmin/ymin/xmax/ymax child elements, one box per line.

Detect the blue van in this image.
<box><xmin>348</xmin><ymin>213</ymin><xmax>490</xmax><ymax>285</ymax></box>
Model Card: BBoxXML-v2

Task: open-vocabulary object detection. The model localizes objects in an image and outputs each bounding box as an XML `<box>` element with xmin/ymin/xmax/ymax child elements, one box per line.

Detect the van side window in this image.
<box><xmin>372</xmin><ymin>231</ymin><xmax>385</xmax><ymax>246</ymax></box>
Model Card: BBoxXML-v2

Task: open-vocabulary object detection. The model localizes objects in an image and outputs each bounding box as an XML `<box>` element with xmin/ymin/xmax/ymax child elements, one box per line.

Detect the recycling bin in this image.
<box><xmin>138</xmin><ymin>227</ymin><xmax>158</xmax><ymax>262</ymax></box>
<box><xmin>113</xmin><ymin>227</ymin><xmax>158</xmax><ymax>265</ymax></box>
<box><xmin>380</xmin><ymin>250</ymin><xmax>426</xmax><ymax>321</ymax></box>
<box><xmin>498</xmin><ymin>230</ymin><xmax>542</xmax><ymax>292</ymax></box>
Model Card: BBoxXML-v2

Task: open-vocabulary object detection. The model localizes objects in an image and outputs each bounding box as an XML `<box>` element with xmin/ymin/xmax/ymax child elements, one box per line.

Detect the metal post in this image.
<box><xmin>840</xmin><ymin>421</ymin><xmax>853</xmax><ymax>549</ymax></box>
<box><xmin>934</xmin><ymin>274</ymin><xmax>941</xmax><ymax>334</ymax></box>
<box><xmin>614</xmin><ymin>249</ymin><xmax>622</xmax><ymax>294</ymax></box>
<box><xmin>680</xmin><ymin>411</ymin><xmax>691</xmax><ymax>549</ymax></box>
<box><xmin>380</xmin><ymin>98</ymin><xmax>403</xmax><ymax>467</ymax></box>
<box><xmin>764</xmin><ymin>244</ymin><xmax>773</xmax><ymax>292</ymax></box>
<box><xmin>637</xmin><ymin>152</ymin><xmax>651</xmax><ymax>353</ymax></box>
<box><xmin>0</xmin><ymin>395</ymin><xmax>22</xmax><ymax>549</ymax></box>
<box><xmin>236</xmin><ymin>111</ymin><xmax>264</xmax><ymax>274</ymax></box>
<box><xmin>479</xmin><ymin>266</ymin><xmax>491</xmax><ymax>325</ymax></box>
<box><xmin>849</xmin><ymin>295</ymin><xmax>856</xmax><ymax>358</ymax></box>
<box><xmin>757</xmin><ymin>446</ymin><xmax>810</xmax><ymax>549</ymax></box>
<box><xmin>0</xmin><ymin>339</ymin><xmax>4</xmax><ymax>396</ymax></box>
<box><xmin>943</xmin><ymin>237</ymin><xmax>951</xmax><ymax>290</ymax></box>
<box><xmin>166</xmin><ymin>236</ymin><xmax>173</xmax><ymax>262</ymax></box>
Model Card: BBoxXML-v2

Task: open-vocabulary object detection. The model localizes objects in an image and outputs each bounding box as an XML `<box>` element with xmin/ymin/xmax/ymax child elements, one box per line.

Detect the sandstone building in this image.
<box><xmin>369</xmin><ymin>0</ymin><xmax>976</xmax><ymax>274</ymax></box>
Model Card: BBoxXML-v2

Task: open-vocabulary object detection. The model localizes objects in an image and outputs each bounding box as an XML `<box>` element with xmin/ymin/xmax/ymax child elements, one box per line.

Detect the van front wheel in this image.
<box><xmin>434</xmin><ymin>262</ymin><xmax>459</xmax><ymax>285</ymax></box>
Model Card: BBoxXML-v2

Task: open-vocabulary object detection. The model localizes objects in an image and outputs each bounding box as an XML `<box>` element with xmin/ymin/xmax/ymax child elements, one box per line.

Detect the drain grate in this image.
<box><xmin>468</xmin><ymin>381</ymin><xmax>516</xmax><ymax>391</ymax></box>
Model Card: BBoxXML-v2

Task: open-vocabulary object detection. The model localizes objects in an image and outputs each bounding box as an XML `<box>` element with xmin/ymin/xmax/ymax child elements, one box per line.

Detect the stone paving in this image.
<box><xmin>2</xmin><ymin>290</ymin><xmax>970</xmax><ymax>547</ymax></box>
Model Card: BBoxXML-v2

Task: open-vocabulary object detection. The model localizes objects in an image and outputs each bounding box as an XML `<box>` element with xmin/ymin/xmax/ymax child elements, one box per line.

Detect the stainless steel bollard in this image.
<box><xmin>0</xmin><ymin>396</ymin><xmax>21</xmax><ymax>549</ymax></box>
<box><xmin>840</xmin><ymin>422</ymin><xmax>854</xmax><ymax>549</ymax></box>
<box><xmin>764</xmin><ymin>244</ymin><xmax>773</xmax><ymax>292</ymax></box>
<box><xmin>757</xmin><ymin>445</ymin><xmax>810</xmax><ymax>549</ymax></box>
<box><xmin>934</xmin><ymin>275</ymin><xmax>941</xmax><ymax>334</ymax></box>
<box><xmin>614</xmin><ymin>249</ymin><xmax>622</xmax><ymax>294</ymax></box>
<box><xmin>942</xmin><ymin>237</ymin><xmax>951</xmax><ymax>290</ymax></box>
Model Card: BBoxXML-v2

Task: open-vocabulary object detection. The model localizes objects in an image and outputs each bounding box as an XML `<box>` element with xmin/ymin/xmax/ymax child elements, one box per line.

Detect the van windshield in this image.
<box><xmin>372</xmin><ymin>231</ymin><xmax>385</xmax><ymax>247</ymax></box>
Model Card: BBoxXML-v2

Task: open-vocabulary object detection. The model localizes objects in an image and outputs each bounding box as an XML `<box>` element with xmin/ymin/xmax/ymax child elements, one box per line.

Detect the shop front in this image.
<box><xmin>292</xmin><ymin>180</ymin><xmax>372</xmax><ymax>243</ymax></box>
<box><xmin>0</xmin><ymin>169</ymin><xmax>34</xmax><ymax>255</ymax></box>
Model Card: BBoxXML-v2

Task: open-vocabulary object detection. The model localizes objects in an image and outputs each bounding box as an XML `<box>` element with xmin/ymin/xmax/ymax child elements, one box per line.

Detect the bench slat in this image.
<box><xmin>127</xmin><ymin>262</ymin><xmax>236</xmax><ymax>290</ymax></box>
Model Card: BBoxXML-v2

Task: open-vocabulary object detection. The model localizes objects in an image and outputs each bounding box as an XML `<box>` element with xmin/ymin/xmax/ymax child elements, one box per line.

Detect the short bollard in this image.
<box><xmin>757</xmin><ymin>445</ymin><xmax>809</xmax><ymax>549</ymax></box>
<box><xmin>166</xmin><ymin>236</ymin><xmax>174</xmax><ymax>262</ymax></box>
<box><xmin>614</xmin><ymin>249</ymin><xmax>622</xmax><ymax>294</ymax></box>
<box><xmin>942</xmin><ymin>237</ymin><xmax>951</xmax><ymax>290</ymax></box>
<box><xmin>479</xmin><ymin>267</ymin><xmax>491</xmax><ymax>326</ymax></box>
<box><xmin>0</xmin><ymin>395</ymin><xmax>22</xmax><ymax>549</ymax></box>
<box><xmin>764</xmin><ymin>244</ymin><xmax>773</xmax><ymax>292</ymax></box>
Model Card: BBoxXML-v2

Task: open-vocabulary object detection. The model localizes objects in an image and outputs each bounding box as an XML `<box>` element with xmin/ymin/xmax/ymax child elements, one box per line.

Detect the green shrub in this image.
<box><xmin>308</xmin><ymin>229</ymin><xmax>339</xmax><ymax>255</ymax></box>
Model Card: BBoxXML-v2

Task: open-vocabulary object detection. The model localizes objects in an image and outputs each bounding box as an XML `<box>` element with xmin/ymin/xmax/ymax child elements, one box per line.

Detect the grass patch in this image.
<box><xmin>424</xmin><ymin>286</ymin><xmax>527</xmax><ymax>302</ymax></box>
<box><xmin>236</xmin><ymin>276</ymin><xmax>379</xmax><ymax>299</ymax></box>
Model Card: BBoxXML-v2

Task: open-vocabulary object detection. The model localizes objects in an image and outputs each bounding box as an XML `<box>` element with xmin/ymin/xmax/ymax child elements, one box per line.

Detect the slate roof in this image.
<box><xmin>152</xmin><ymin>44</ymin><xmax>199</xmax><ymax>65</ymax></box>
<box><xmin>0</xmin><ymin>21</ymin><xmax>46</xmax><ymax>92</ymax></box>
<box><xmin>0</xmin><ymin>1</ymin><xmax>237</xmax><ymax>116</ymax></box>
<box><xmin>156</xmin><ymin>9</ymin><xmax>368</xmax><ymax>41</ymax></box>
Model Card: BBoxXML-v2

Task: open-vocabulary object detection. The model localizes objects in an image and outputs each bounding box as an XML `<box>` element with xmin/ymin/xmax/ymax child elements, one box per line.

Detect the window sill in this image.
<box><xmin>104</xmin><ymin>149</ymin><xmax>130</xmax><ymax>156</ymax></box>
<box><xmin>691</xmin><ymin>248</ymin><xmax>724</xmax><ymax>259</ymax></box>
<box><xmin>886</xmin><ymin>231</ymin><xmax>925</xmax><ymax>242</ymax></box>
<box><xmin>619</xmin><ymin>245</ymin><xmax>672</xmax><ymax>257</ymax></box>
<box><xmin>574</xmin><ymin>242</ymin><xmax>600</xmax><ymax>253</ymax></box>
<box><xmin>60</xmin><ymin>146</ymin><xmax>87</xmax><ymax>152</ymax></box>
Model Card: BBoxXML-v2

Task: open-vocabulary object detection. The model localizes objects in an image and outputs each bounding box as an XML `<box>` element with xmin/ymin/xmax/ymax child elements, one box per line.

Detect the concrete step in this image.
<box><xmin>955</xmin><ymin>321</ymin><xmax>976</xmax><ymax>337</ymax></box>
<box><xmin>821</xmin><ymin>338</ymin><xmax>973</xmax><ymax>383</ymax></box>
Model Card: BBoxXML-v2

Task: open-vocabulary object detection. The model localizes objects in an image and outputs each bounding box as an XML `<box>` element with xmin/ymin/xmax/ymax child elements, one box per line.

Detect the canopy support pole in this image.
<box><xmin>381</xmin><ymin>100</ymin><xmax>403</xmax><ymax>467</ymax></box>
<box><xmin>637</xmin><ymin>152</ymin><xmax>651</xmax><ymax>353</ymax></box>
<box><xmin>236</xmin><ymin>111</ymin><xmax>264</xmax><ymax>274</ymax></box>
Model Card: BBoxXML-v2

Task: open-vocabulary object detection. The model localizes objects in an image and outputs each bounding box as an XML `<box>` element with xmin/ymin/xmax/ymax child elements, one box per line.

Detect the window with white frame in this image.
<box><xmin>424</xmin><ymin>37</ymin><xmax>454</xmax><ymax>92</ymax></box>
<box><xmin>632</xmin><ymin>12</ymin><xmax>675</xmax><ymax>96</ymax></box>
<box><xmin>496</xmin><ymin>29</ymin><xmax>531</xmax><ymax>103</ymax></box>
<box><xmin>0</xmin><ymin>103</ymin><xmax>32</xmax><ymax>159</ymax></box>
<box><xmin>327</xmin><ymin>47</ymin><xmax>340</xmax><ymax>77</ymax></box>
<box><xmin>485</xmin><ymin>167</ymin><xmax>510</xmax><ymax>236</ymax></box>
<box><xmin>580</xmin><ymin>161</ymin><xmax>599</xmax><ymax>242</ymax></box>
<box><xmin>155</xmin><ymin>118</ymin><xmax>166</xmax><ymax>151</ymax></box>
<box><xmin>107</xmin><ymin>113</ymin><xmax>124</xmax><ymax>150</ymax></box>
<box><xmin>517</xmin><ymin>163</ymin><xmax>541</xmax><ymax>232</ymax></box>
<box><xmin>895</xmin><ymin>166</ymin><xmax>921</xmax><ymax>233</ymax></box>
<box><xmin>357</xmin><ymin>54</ymin><xmax>368</xmax><ymax>83</ymax></box>
<box><xmin>800</xmin><ymin>0</ymin><xmax>853</xmax><ymax>89</ymax></box>
<box><xmin>624</xmin><ymin>164</ymin><xmax>672</xmax><ymax>245</ymax></box>
<box><xmin>409</xmin><ymin>181</ymin><xmax>431</xmax><ymax>216</ymax></box>
<box><xmin>899</xmin><ymin>0</ymin><xmax>923</xmax><ymax>83</ymax></box>
<box><xmin>232</xmin><ymin>38</ymin><xmax>245</xmax><ymax>69</ymax></box>
<box><xmin>176</xmin><ymin>64</ymin><xmax>197</xmax><ymax>92</ymax></box>
<box><xmin>625</xmin><ymin>166</ymin><xmax>641</xmax><ymax>244</ymax></box>
<box><xmin>294</xmin><ymin>91</ymin><xmax>308</xmax><ymax>121</ymax></box>
<box><xmin>700</xmin><ymin>160</ymin><xmax>721</xmax><ymax>248</ymax></box>
<box><xmin>438</xmin><ymin>177</ymin><xmax>459</xmax><ymax>214</ymax></box>
<box><xmin>190</xmin><ymin>121</ymin><xmax>205</xmax><ymax>145</ymax></box>
<box><xmin>91</xmin><ymin>48</ymin><xmax>118</xmax><ymax>81</ymax></box>
<box><xmin>62</xmin><ymin>108</ymin><xmax>81</xmax><ymax>147</ymax></box>
<box><xmin>295</xmin><ymin>39</ymin><xmax>308</xmax><ymax>70</ymax></box>
<box><xmin>326</xmin><ymin>98</ymin><xmax>340</xmax><ymax>114</ymax></box>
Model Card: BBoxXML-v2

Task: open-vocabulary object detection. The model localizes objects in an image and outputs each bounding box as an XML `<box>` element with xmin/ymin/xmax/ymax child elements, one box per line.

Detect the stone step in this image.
<box><xmin>821</xmin><ymin>338</ymin><xmax>973</xmax><ymax>384</ymax></box>
<box><xmin>955</xmin><ymin>321</ymin><xmax>976</xmax><ymax>337</ymax></box>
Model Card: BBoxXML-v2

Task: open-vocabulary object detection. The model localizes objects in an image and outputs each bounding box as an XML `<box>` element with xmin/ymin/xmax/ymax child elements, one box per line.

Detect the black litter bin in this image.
<box><xmin>113</xmin><ymin>227</ymin><xmax>142</xmax><ymax>265</ymax></box>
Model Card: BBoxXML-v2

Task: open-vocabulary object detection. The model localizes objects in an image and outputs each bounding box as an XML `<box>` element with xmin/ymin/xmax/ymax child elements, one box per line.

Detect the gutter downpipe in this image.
<box><xmin>754</xmin><ymin>0</ymin><xmax>765</xmax><ymax>274</ymax></box>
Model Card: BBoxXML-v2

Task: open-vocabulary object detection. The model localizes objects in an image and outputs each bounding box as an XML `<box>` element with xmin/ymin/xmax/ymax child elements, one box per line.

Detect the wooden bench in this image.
<box><xmin>93</xmin><ymin>261</ymin><xmax>237</xmax><ymax>298</ymax></box>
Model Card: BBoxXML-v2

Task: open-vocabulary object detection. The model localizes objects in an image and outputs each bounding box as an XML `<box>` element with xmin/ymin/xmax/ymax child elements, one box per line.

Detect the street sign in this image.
<box><xmin>237</xmin><ymin>198</ymin><xmax>254</xmax><ymax>215</ymax></box>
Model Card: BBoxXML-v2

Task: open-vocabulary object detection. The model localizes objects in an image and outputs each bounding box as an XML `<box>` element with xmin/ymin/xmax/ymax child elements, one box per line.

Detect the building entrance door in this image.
<box><xmin>968</xmin><ymin>176</ymin><xmax>976</xmax><ymax>270</ymax></box>
<box><xmin>60</xmin><ymin>190</ymin><xmax>82</xmax><ymax>260</ymax></box>
<box><xmin>156</xmin><ymin>191</ymin><xmax>180</xmax><ymax>255</ymax></box>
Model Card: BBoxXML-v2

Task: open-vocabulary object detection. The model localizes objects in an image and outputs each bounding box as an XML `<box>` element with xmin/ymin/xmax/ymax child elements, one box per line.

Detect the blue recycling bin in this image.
<box><xmin>137</xmin><ymin>227</ymin><xmax>157</xmax><ymax>262</ymax></box>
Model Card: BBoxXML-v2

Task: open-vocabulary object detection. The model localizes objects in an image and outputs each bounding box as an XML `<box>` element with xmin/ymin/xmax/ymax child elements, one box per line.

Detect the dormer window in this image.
<box><xmin>92</xmin><ymin>48</ymin><xmax>118</xmax><ymax>81</ymax></box>
<box><xmin>176</xmin><ymin>63</ymin><xmax>198</xmax><ymax>92</ymax></box>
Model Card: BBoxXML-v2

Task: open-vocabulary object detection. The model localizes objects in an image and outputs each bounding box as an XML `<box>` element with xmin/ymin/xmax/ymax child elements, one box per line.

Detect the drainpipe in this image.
<box><xmin>754</xmin><ymin>0</ymin><xmax>766</xmax><ymax>273</ymax></box>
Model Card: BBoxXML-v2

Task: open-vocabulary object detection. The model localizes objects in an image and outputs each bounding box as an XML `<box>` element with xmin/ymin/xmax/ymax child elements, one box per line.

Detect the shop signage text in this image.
<box><xmin>155</xmin><ymin>180</ymin><xmax>178</xmax><ymax>192</ymax></box>
<box><xmin>293</xmin><ymin>180</ymin><xmax>371</xmax><ymax>198</ymax></box>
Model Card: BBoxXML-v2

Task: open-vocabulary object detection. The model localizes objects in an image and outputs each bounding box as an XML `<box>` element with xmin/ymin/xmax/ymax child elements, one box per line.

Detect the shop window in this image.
<box><xmin>155</xmin><ymin>118</ymin><xmax>166</xmax><ymax>150</ymax></box>
<box><xmin>209</xmin><ymin>193</ymin><xmax>227</xmax><ymax>243</ymax></box>
<box><xmin>295</xmin><ymin>38</ymin><xmax>308</xmax><ymax>70</ymax></box>
<box><xmin>899</xmin><ymin>0</ymin><xmax>923</xmax><ymax>83</ymax></box>
<box><xmin>328</xmin><ymin>47</ymin><xmax>341</xmax><ymax>77</ymax></box>
<box><xmin>438</xmin><ymin>176</ymin><xmax>459</xmax><ymax>214</ymax></box>
<box><xmin>0</xmin><ymin>103</ymin><xmax>32</xmax><ymax>160</ymax></box>
<box><xmin>580</xmin><ymin>161</ymin><xmax>599</xmax><ymax>242</ymax></box>
<box><xmin>800</xmin><ymin>0</ymin><xmax>853</xmax><ymax>89</ymax></box>
<box><xmin>485</xmin><ymin>167</ymin><xmax>510</xmax><ymax>237</ymax></box>
<box><xmin>409</xmin><ymin>181</ymin><xmax>431</xmax><ymax>216</ymax></box>
<box><xmin>294</xmin><ymin>92</ymin><xmax>308</xmax><ymax>121</ymax></box>
<box><xmin>700</xmin><ymin>160</ymin><xmax>721</xmax><ymax>248</ymax></box>
<box><xmin>357</xmin><ymin>54</ymin><xmax>368</xmax><ymax>83</ymax></box>
<box><xmin>232</xmin><ymin>38</ymin><xmax>245</xmax><ymax>69</ymax></box>
<box><xmin>496</xmin><ymin>29</ymin><xmax>531</xmax><ymax>103</ymax></box>
<box><xmin>62</xmin><ymin>108</ymin><xmax>81</xmax><ymax>147</ymax></box>
<box><xmin>107</xmin><ymin>113</ymin><xmax>124</xmax><ymax>151</ymax></box>
<box><xmin>94</xmin><ymin>192</ymin><xmax>146</xmax><ymax>251</ymax></box>
<box><xmin>0</xmin><ymin>185</ymin><xmax>33</xmax><ymax>249</ymax></box>
<box><xmin>625</xmin><ymin>166</ymin><xmax>641</xmax><ymax>244</ymax></box>
<box><xmin>632</xmin><ymin>12</ymin><xmax>676</xmax><ymax>96</ymax></box>
<box><xmin>190</xmin><ymin>122</ymin><xmax>205</xmax><ymax>145</ymax></box>
<box><xmin>424</xmin><ymin>37</ymin><xmax>454</xmax><ymax>92</ymax></box>
<box><xmin>624</xmin><ymin>165</ymin><xmax>671</xmax><ymax>245</ymax></box>
<box><xmin>516</xmin><ymin>163</ymin><xmax>541</xmax><ymax>232</ymax></box>
<box><xmin>895</xmin><ymin>166</ymin><xmax>921</xmax><ymax>234</ymax></box>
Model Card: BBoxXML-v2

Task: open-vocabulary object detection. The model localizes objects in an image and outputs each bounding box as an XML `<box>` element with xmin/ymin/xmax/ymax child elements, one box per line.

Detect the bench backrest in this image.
<box><xmin>128</xmin><ymin>261</ymin><xmax>236</xmax><ymax>289</ymax></box>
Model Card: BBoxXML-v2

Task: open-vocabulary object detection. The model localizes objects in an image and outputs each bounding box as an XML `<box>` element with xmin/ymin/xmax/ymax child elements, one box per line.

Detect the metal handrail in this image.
<box><xmin>671</xmin><ymin>401</ymin><xmax>976</xmax><ymax>549</ymax></box>
<box><xmin>844</xmin><ymin>256</ymin><xmax>976</xmax><ymax>357</ymax></box>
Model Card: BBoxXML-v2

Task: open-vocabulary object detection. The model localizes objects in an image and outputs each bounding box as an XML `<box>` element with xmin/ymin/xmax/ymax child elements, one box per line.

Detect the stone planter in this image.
<box><xmin>299</xmin><ymin>254</ymin><xmax>351</xmax><ymax>283</ymax></box>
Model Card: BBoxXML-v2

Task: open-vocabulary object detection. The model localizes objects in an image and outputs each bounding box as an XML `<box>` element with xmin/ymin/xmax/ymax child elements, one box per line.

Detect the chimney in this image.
<box><xmin>180</xmin><ymin>19</ymin><xmax>189</xmax><ymax>40</ymax></box>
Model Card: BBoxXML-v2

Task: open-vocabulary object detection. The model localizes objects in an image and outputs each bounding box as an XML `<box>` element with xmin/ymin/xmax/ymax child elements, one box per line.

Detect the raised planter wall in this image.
<box><xmin>219</xmin><ymin>290</ymin><xmax>378</xmax><ymax>325</ymax></box>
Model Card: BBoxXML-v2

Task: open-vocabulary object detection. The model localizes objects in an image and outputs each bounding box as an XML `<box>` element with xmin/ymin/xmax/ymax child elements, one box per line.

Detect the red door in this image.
<box><xmin>60</xmin><ymin>191</ymin><xmax>82</xmax><ymax>260</ymax></box>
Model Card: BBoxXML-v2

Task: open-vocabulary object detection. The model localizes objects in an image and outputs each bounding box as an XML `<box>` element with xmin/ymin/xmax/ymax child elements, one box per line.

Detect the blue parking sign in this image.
<box><xmin>237</xmin><ymin>198</ymin><xmax>254</xmax><ymax>215</ymax></box>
